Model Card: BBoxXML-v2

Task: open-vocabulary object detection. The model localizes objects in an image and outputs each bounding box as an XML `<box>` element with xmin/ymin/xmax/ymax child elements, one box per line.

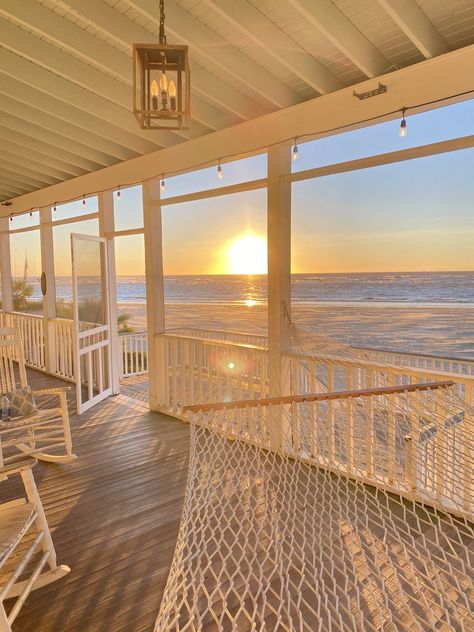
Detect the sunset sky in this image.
<box><xmin>9</xmin><ymin>100</ymin><xmax>474</xmax><ymax>277</ymax></box>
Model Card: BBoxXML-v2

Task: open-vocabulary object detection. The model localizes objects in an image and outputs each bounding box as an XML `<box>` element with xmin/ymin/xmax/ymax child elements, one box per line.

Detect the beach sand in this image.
<box><xmin>117</xmin><ymin>302</ymin><xmax>474</xmax><ymax>359</ymax></box>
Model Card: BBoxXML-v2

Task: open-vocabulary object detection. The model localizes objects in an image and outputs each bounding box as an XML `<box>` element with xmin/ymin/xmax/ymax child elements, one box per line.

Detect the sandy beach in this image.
<box><xmin>117</xmin><ymin>301</ymin><xmax>474</xmax><ymax>360</ymax></box>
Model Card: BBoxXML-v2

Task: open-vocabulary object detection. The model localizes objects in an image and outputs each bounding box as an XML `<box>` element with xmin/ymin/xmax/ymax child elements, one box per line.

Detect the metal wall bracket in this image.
<box><xmin>353</xmin><ymin>82</ymin><xmax>387</xmax><ymax>100</ymax></box>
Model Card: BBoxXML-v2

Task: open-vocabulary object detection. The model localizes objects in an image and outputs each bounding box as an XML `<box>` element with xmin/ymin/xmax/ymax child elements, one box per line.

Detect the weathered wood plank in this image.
<box><xmin>2</xmin><ymin>369</ymin><xmax>188</xmax><ymax>632</ymax></box>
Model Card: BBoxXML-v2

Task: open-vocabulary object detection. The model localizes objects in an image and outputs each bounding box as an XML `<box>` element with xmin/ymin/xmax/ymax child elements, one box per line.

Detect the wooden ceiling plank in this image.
<box><xmin>205</xmin><ymin>0</ymin><xmax>343</xmax><ymax>94</ymax></box>
<box><xmin>288</xmin><ymin>0</ymin><xmax>390</xmax><ymax>78</ymax></box>
<box><xmin>62</xmin><ymin>0</ymin><xmax>268</xmax><ymax>121</ymax></box>
<box><xmin>0</xmin><ymin>151</ymin><xmax>71</xmax><ymax>182</ymax></box>
<box><xmin>128</xmin><ymin>0</ymin><xmax>300</xmax><ymax>109</ymax></box>
<box><xmin>377</xmin><ymin>0</ymin><xmax>450</xmax><ymax>58</ymax></box>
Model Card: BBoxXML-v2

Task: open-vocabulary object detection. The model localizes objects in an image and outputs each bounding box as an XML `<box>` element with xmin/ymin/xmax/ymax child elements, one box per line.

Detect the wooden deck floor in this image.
<box><xmin>4</xmin><ymin>369</ymin><xmax>189</xmax><ymax>632</ymax></box>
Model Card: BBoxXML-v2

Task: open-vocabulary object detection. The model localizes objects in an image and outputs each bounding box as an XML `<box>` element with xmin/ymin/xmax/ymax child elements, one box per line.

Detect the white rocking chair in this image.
<box><xmin>0</xmin><ymin>326</ymin><xmax>76</xmax><ymax>466</ymax></box>
<box><xmin>0</xmin><ymin>458</ymin><xmax>70</xmax><ymax>631</ymax></box>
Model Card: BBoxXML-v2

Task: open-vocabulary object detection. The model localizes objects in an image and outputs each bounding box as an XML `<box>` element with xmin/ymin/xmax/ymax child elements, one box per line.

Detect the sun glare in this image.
<box><xmin>227</xmin><ymin>234</ymin><xmax>267</xmax><ymax>274</ymax></box>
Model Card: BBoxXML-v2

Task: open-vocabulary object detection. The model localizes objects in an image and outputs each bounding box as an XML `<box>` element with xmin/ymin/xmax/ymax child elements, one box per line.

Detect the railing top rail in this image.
<box><xmin>285</xmin><ymin>350</ymin><xmax>474</xmax><ymax>382</ymax></box>
<box><xmin>160</xmin><ymin>332</ymin><xmax>267</xmax><ymax>353</ymax></box>
<box><xmin>354</xmin><ymin>345</ymin><xmax>474</xmax><ymax>364</ymax></box>
<box><xmin>183</xmin><ymin>380</ymin><xmax>455</xmax><ymax>413</ymax></box>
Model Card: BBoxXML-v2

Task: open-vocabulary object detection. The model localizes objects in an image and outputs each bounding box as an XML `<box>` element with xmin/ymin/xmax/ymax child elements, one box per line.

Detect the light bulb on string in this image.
<box><xmin>116</xmin><ymin>186</ymin><xmax>121</xmax><ymax>202</ymax></box>
<box><xmin>53</xmin><ymin>203</ymin><xmax>57</xmax><ymax>215</ymax></box>
<box><xmin>217</xmin><ymin>160</ymin><xmax>223</xmax><ymax>179</ymax></box>
<box><xmin>292</xmin><ymin>139</ymin><xmax>299</xmax><ymax>161</ymax></box>
<box><xmin>9</xmin><ymin>214</ymin><xmax>13</xmax><ymax>223</ymax></box>
<box><xmin>82</xmin><ymin>194</ymin><xmax>86</xmax><ymax>208</ymax></box>
<box><xmin>399</xmin><ymin>108</ymin><xmax>407</xmax><ymax>138</ymax></box>
<box><xmin>160</xmin><ymin>176</ymin><xmax>166</xmax><ymax>192</ymax></box>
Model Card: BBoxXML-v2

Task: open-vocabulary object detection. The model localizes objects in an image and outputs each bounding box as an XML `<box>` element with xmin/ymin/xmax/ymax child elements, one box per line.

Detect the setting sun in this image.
<box><xmin>226</xmin><ymin>234</ymin><xmax>267</xmax><ymax>274</ymax></box>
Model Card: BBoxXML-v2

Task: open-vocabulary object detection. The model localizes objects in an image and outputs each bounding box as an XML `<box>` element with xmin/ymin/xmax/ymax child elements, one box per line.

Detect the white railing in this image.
<box><xmin>354</xmin><ymin>346</ymin><xmax>474</xmax><ymax>376</ymax></box>
<box><xmin>51</xmin><ymin>318</ymin><xmax>75</xmax><ymax>380</ymax></box>
<box><xmin>120</xmin><ymin>331</ymin><xmax>148</xmax><ymax>378</ymax></box>
<box><xmin>169</xmin><ymin>327</ymin><xmax>267</xmax><ymax>348</ymax></box>
<box><xmin>158</xmin><ymin>333</ymin><xmax>268</xmax><ymax>416</ymax></box>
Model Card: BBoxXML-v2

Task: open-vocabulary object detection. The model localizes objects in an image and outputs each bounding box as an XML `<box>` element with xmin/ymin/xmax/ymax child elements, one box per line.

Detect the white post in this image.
<box><xmin>40</xmin><ymin>206</ymin><xmax>57</xmax><ymax>374</ymax></box>
<box><xmin>99</xmin><ymin>191</ymin><xmax>120</xmax><ymax>395</ymax></box>
<box><xmin>143</xmin><ymin>179</ymin><xmax>167</xmax><ymax>411</ymax></box>
<box><xmin>267</xmin><ymin>143</ymin><xmax>292</xmax><ymax>450</ymax></box>
<box><xmin>0</xmin><ymin>217</ymin><xmax>13</xmax><ymax>313</ymax></box>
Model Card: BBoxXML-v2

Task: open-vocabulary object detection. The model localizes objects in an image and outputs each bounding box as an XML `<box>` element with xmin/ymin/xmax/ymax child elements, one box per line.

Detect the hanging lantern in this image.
<box><xmin>133</xmin><ymin>0</ymin><xmax>190</xmax><ymax>130</ymax></box>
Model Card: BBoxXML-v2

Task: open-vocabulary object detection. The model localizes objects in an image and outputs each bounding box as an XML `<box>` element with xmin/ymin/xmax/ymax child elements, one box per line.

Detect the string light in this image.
<box><xmin>160</xmin><ymin>176</ymin><xmax>166</xmax><ymax>192</ymax></box>
<box><xmin>82</xmin><ymin>194</ymin><xmax>87</xmax><ymax>208</ymax></box>
<box><xmin>217</xmin><ymin>160</ymin><xmax>223</xmax><ymax>179</ymax></box>
<box><xmin>399</xmin><ymin>107</ymin><xmax>407</xmax><ymax>138</ymax></box>
<box><xmin>116</xmin><ymin>186</ymin><xmax>121</xmax><ymax>202</ymax></box>
<box><xmin>3</xmin><ymin>89</ymin><xmax>474</xmax><ymax>220</ymax></box>
<box><xmin>292</xmin><ymin>139</ymin><xmax>299</xmax><ymax>161</ymax></box>
<box><xmin>53</xmin><ymin>203</ymin><xmax>57</xmax><ymax>215</ymax></box>
<box><xmin>9</xmin><ymin>213</ymin><xmax>13</xmax><ymax>223</ymax></box>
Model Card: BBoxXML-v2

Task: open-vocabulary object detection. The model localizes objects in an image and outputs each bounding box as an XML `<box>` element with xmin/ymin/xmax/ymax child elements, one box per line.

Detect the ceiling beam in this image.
<box><xmin>0</xmin><ymin>125</ymin><xmax>103</xmax><ymax>174</ymax></box>
<box><xmin>0</xmin><ymin>19</ymin><xmax>208</xmax><ymax>147</ymax></box>
<box><xmin>0</xmin><ymin>156</ymin><xmax>64</xmax><ymax>184</ymax></box>
<box><xmin>0</xmin><ymin>179</ymin><xmax>31</xmax><ymax>196</ymax></box>
<box><xmin>0</xmin><ymin>113</ymin><xmax>111</xmax><ymax>169</ymax></box>
<box><xmin>127</xmin><ymin>0</ymin><xmax>299</xmax><ymax>109</ymax></box>
<box><xmin>377</xmin><ymin>0</ymin><xmax>450</xmax><ymax>59</ymax></box>
<box><xmin>60</xmin><ymin>0</ymin><xmax>268</xmax><ymax>122</ymax></box>
<box><xmin>0</xmin><ymin>163</ymin><xmax>52</xmax><ymax>190</ymax></box>
<box><xmin>288</xmin><ymin>0</ymin><xmax>390</xmax><ymax>78</ymax></box>
<box><xmin>6</xmin><ymin>42</ymin><xmax>474</xmax><ymax>215</ymax></box>
<box><xmin>0</xmin><ymin>141</ymin><xmax>85</xmax><ymax>178</ymax></box>
<box><xmin>0</xmin><ymin>92</ymin><xmax>139</xmax><ymax>163</ymax></box>
<box><xmin>0</xmin><ymin>152</ymin><xmax>69</xmax><ymax>183</ymax></box>
<box><xmin>0</xmin><ymin>74</ymin><xmax>162</xmax><ymax>159</ymax></box>
<box><xmin>205</xmin><ymin>0</ymin><xmax>343</xmax><ymax>94</ymax></box>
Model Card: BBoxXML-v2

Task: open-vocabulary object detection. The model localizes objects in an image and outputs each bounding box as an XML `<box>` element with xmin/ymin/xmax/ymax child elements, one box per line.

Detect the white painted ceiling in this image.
<box><xmin>0</xmin><ymin>0</ymin><xmax>473</xmax><ymax>202</ymax></box>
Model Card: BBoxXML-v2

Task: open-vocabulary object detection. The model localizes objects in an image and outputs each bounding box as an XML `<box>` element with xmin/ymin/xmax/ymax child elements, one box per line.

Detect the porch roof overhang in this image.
<box><xmin>3</xmin><ymin>39</ymin><xmax>474</xmax><ymax>218</ymax></box>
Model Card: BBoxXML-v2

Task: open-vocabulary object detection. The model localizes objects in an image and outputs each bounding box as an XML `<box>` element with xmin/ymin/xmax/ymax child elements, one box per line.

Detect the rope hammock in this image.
<box><xmin>155</xmin><ymin>328</ymin><xmax>474</xmax><ymax>631</ymax></box>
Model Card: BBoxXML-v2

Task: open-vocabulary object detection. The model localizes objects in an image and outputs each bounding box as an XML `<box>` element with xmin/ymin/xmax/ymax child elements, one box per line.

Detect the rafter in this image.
<box><xmin>0</xmin><ymin>154</ymin><xmax>64</xmax><ymax>185</ymax></box>
<box><xmin>0</xmin><ymin>163</ymin><xmax>52</xmax><ymax>190</ymax></box>
<box><xmin>0</xmin><ymin>74</ymin><xmax>161</xmax><ymax>159</ymax></box>
<box><xmin>0</xmin><ymin>138</ymin><xmax>85</xmax><ymax>178</ymax></box>
<box><xmin>205</xmin><ymin>0</ymin><xmax>343</xmax><ymax>94</ymax></box>
<box><xmin>0</xmin><ymin>17</ymin><xmax>207</xmax><ymax>145</ymax></box>
<box><xmin>60</xmin><ymin>0</ymin><xmax>268</xmax><ymax>121</ymax></box>
<box><xmin>127</xmin><ymin>0</ymin><xmax>299</xmax><ymax>109</ymax></box>
<box><xmin>377</xmin><ymin>0</ymin><xmax>450</xmax><ymax>59</ymax></box>
<box><xmin>0</xmin><ymin>150</ymin><xmax>73</xmax><ymax>183</ymax></box>
<box><xmin>0</xmin><ymin>93</ymin><xmax>139</xmax><ymax>163</ymax></box>
<box><xmin>0</xmin><ymin>113</ymin><xmax>111</xmax><ymax>169</ymax></box>
<box><xmin>0</xmin><ymin>125</ymin><xmax>103</xmax><ymax>174</ymax></box>
<box><xmin>288</xmin><ymin>0</ymin><xmax>389</xmax><ymax>78</ymax></box>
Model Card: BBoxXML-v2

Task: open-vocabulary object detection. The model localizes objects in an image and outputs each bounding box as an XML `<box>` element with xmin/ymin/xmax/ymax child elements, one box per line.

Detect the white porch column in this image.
<box><xmin>98</xmin><ymin>191</ymin><xmax>120</xmax><ymax>395</ymax></box>
<box><xmin>267</xmin><ymin>143</ymin><xmax>292</xmax><ymax>397</ymax></box>
<box><xmin>142</xmin><ymin>179</ymin><xmax>167</xmax><ymax>411</ymax></box>
<box><xmin>39</xmin><ymin>206</ymin><xmax>57</xmax><ymax>373</ymax></box>
<box><xmin>267</xmin><ymin>143</ymin><xmax>292</xmax><ymax>452</ymax></box>
<box><xmin>0</xmin><ymin>217</ymin><xmax>13</xmax><ymax>313</ymax></box>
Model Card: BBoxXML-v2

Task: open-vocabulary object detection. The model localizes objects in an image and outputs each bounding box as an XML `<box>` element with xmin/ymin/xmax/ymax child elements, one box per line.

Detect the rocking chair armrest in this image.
<box><xmin>32</xmin><ymin>387</ymin><xmax>71</xmax><ymax>397</ymax></box>
<box><xmin>0</xmin><ymin>458</ymin><xmax>37</xmax><ymax>477</ymax></box>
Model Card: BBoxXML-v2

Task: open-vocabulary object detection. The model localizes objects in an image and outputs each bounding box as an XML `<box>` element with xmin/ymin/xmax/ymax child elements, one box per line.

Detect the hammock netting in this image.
<box><xmin>155</xmin><ymin>328</ymin><xmax>474</xmax><ymax>631</ymax></box>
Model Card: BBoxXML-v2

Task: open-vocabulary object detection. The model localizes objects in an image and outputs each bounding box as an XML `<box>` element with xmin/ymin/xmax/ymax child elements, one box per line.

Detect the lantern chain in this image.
<box><xmin>159</xmin><ymin>0</ymin><xmax>167</xmax><ymax>45</ymax></box>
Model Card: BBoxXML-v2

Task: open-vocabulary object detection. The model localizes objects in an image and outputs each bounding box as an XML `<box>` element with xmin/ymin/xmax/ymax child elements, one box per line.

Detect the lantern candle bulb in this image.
<box><xmin>169</xmin><ymin>80</ymin><xmax>177</xmax><ymax>111</ymax></box>
<box><xmin>160</xmin><ymin>72</ymin><xmax>168</xmax><ymax>109</ymax></box>
<box><xmin>150</xmin><ymin>79</ymin><xmax>159</xmax><ymax>111</ymax></box>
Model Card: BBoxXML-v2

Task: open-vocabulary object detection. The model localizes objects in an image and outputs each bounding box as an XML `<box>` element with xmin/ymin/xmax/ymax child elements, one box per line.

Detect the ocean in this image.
<box><xmin>19</xmin><ymin>272</ymin><xmax>474</xmax><ymax>359</ymax></box>
<box><xmin>44</xmin><ymin>271</ymin><xmax>474</xmax><ymax>306</ymax></box>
